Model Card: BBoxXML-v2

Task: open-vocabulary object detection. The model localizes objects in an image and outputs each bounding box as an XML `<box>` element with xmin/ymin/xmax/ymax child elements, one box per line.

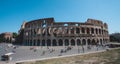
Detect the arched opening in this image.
<box><xmin>33</xmin><ymin>40</ymin><xmax>36</xmax><ymax>46</ymax></box>
<box><xmin>92</xmin><ymin>39</ymin><xmax>96</xmax><ymax>45</ymax></box>
<box><xmin>99</xmin><ymin>29</ymin><xmax>101</xmax><ymax>34</ymax></box>
<box><xmin>25</xmin><ymin>40</ymin><xmax>27</xmax><ymax>46</ymax></box>
<box><xmin>65</xmin><ymin>39</ymin><xmax>69</xmax><ymax>46</ymax></box>
<box><xmin>77</xmin><ymin>39</ymin><xmax>81</xmax><ymax>46</ymax></box>
<box><xmin>76</xmin><ymin>27</ymin><xmax>80</xmax><ymax>34</ymax></box>
<box><xmin>70</xmin><ymin>27</ymin><xmax>74</xmax><ymax>34</ymax></box>
<box><xmin>53</xmin><ymin>39</ymin><xmax>57</xmax><ymax>46</ymax></box>
<box><xmin>37</xmin><ymin>39</ymin><xmax>40</xmax><ymax>46</ymax></box>
<box><xmin>82</xmin><ymin>39</ymin><xmax>86</xmax><ymax>45</ymax></box>
<box><xmin>87</xmin><ymin>28</ymin><xmax>90</xmax><ymax>34</ymax></box>
<box><xmin>81</xmin><ymin>27</ymin><xmax>85</xmax><ymax>33</ymax></box>
<box><xmin>91</xmin><ymin>28</ymin><xmax>94</xmax><ymax>34</ymax></box>
<box><xmin>30</xmin><ymin>40</ymin><xmax>32</xmax><ymax>46</ymax></box>
<box><xmin>100</xmin><ymin>39</ymin><xmax>103</xmax><ymax>45</ymax></box>
<box><xmin>58</xmin><ymin>39</ymin><xmax>63</xmax><ymax>46</ymax></box>
<box><xmin>102</xmin><ymin>39</ymin><xmax>104</xmax><ymax>44</ymax></box>
<box><xmin>97</xmin><ymin>39</ymin><xmax>99</xmax><ymax>45</ymax></box>
<box><xmin>71</xmin><ymin>39</ymin><xmax>75</xmax><ymax>46</ymax></box>
<box><xmin>42</xmin><ymin>39</ymin><xmax>45</xmax><ymax>46</ymax></box>
<box><xmin>96</xmin><ymin>28</ymin><xmax>98</xmax><ymax>34</ymax></box>
<box><xmin>47</xmin><ymin>39</ymin><xmax>51</xmax><ymax>46</ymax></box>
<box><xmin>87</xmin><ymin>39</ymin><xmax>91</xmax><ymax>45</ymax></box>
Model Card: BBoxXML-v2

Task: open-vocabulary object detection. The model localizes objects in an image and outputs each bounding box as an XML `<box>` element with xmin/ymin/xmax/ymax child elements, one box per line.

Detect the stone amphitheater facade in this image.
<box><xmin>19</xmin><ymin>18</ymin><xmax>109</xmax><ymax>46</ymax></box>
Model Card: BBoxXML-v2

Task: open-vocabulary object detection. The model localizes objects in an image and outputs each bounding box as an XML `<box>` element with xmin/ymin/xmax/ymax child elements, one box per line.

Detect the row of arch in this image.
<box><xmin>25</xmin><ymin>27</ymin><xmax>108</xmax><ymax>37</ymax></box>
<box><xmin>24</xmin><ymin>39</ymin><xmax>109</xmax><ymax>46</ymax></box>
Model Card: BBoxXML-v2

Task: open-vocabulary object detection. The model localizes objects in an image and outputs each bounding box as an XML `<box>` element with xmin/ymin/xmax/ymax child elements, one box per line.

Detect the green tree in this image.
<box><xmin>13</xmin><ymin>32</ymin><xmax>18</xmax><ymax>38</ymax></box>
<box><xmin>110</xmin><ymin>33</ymin><xmax>120</xmax><ymax>43</ymax></box>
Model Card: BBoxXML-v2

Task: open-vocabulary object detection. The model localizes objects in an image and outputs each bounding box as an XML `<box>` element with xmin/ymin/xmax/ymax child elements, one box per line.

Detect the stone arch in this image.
<box><xmin>25</xmin><ymin>40</ymin><xmax>27</xmax><ymax>46</ymax></box>
<box><xmin>82</xmin><ymin>39</ymin><xmax>86</xmax><ymax>45</ymax></box>
<box><xmin>81</xmin><ymin>27</ymin><xmax>85</xmax><ymax>33</ymax></box>
<box><xmin>103</xmin><ymin>39</ymin><xmax>105</xmax><ymax>44</ymax></box>
<box><xmin>77</xmin><ymin>39</ymin><xmax>81</xmax><ymax>46</ymax></box>
<box><xmin>100</xmin><ymin>39</ymin><xmax>103</xmax><ymax>45</ymax></box>
<box><xmin>58</xmin><ymin>39</ymin><xmax>63</xmax><ymax>46</ymax></box>
<box><xmin>91</xmin><ymin>28</ymin><xmax>94</xmax><ymax>34</ymax></box>
<box><xmin>65</xmin><ymin>39</ymin><xmax>69</xmax><ymax>46</ymax></box>
<box><xmin>91</xmin><ymin>39</ymin><xmax>96</xmax><ymax>45</ymax></box>
<box><xmin>53</xmin><ymin>39</ymin><xmax>57</xmax><ymax>46</ymax></box>
<box><xmin>30</xmin><ymin>40</ymin><xmax>32</xmax><ymax>46</ymax></box>
<box><xmin>96</xmin><ymin>28</ymin><xmax>98</xmax><ymax>34</ymax></box>
<box><xmin>47</xmin><ymin>39</ymin><xmax>51</xmax><ymax>46</ymax></box>
<box><xmin>87</xmin><ymin>39</ymin><xmax>91</xmax><ymax>45</ymax></box>
<box><xmin>37</xmin><ymin>39</ymin><xmax>40</xmax><ymax>46</ymax></box>
<box><xmin>33</xmin><ymin>40</ymin><xmax>36</xmax><ymax>46</ymax></box>
<box><xmin>87</xmin><ymin>28</ymin><xmax>90</xmax><ymax>34</ymax></box>
<box><xmin>99</xmin><ymin>29</ymin><xmax>101</xmax><ymax>34</ymax></box>
<box><xmin>42</xmin><ymin>39</ymin><xmax>45</xmax><ymax>46</ymax></box>
<box><xmin>71</xmin><ymin>39</ymin><xmax>75</xmax><ymax>46</ymax></box>
<box><xmin>76</xmin><ymin>27</ymin><xmax>80</xmax><ymax>34</ymax></box>
<box><xmin>97</xmin><ymin>39</ymin><xmax>99</xmax><ymax>44</ymax></box>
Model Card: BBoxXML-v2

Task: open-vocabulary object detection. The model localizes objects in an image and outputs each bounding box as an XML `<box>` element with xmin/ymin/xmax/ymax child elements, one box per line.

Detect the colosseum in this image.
<box><xmin>19</xmin><ymin>18</ymin><xmax>109</xmax><ymax>46</ymax></box>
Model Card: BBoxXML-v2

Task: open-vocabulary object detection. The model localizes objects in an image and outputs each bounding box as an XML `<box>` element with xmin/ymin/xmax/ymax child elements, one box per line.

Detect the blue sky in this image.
<box><xmin>0</xmin><ymin>0</ymin><xmax>120</xmax><ymax>34</ymax></box>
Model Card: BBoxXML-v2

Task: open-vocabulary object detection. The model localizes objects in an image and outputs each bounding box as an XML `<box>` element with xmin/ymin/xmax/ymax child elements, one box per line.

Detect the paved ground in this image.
<box><xmin>0</xmin><ymin>43</ymin><xmax>108</xmax><ymax>64</ymax></box>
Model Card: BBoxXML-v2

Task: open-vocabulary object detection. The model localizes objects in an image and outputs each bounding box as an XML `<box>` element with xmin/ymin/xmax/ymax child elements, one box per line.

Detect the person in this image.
<box><xmin>34</xmin><ymin>49</ymin><xmax>37</xmax><ymax>52</ymax></box>
<box><xmin>41</xmin><ymin>50</ymin><xmax>45</xmax><ymax>55</ymax></box>
<box><xmin>82</xmin><ymin>46</ymin><xmax>84</xmax><ymax>53</ymax></box>
<box><xmin>60</xmin><ymin>49</ymin><xmax>63</xmax><ymax>53</ymax></box>
<box><xmin>78</xmin><ymin>47</ymin><xmax>80</xmax><ymax>53</ymax></box>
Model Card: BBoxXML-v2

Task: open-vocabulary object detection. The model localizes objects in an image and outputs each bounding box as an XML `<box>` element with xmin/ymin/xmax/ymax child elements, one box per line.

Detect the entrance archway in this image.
<box><xmin>47</xmin><ymin>39</ymin><xmax>51</xmax><ymax>46</ymax></box>
<box><xmin>53</xmin><ymin>39</ymin><xmax>57</xmax><ymax>46</ymax></box>
<box><xmin>82</xmin><ymin>39</ymin><xmax>86</xmax><ymax>45</ymax></box>
<box><xmin>58</xmin><ymin>39</ymin><xmax>63</xmax><ymax>46</ymax></box>
<box><xmin>37</xmin><ymin>39</ymin><xmax>40</xmax><ymax>46</ymax></box>
<box><xmin>77</xmin><ymin>39</ymin><xmax>81</xmax><ymax>46</ymax></box>
<box><xmin>87</xmin><ymin>39</ymin><xmax>91</xmax><ymax>45</ymax></box>
<box><xmin>100</xmin><ymin>39</ymin><xmax>103</xmax><ymax>45</ymax></box>
<box><xmin>71</xmin><ymin>39</ymin><xmax>75</xmax><ymax>46</ymax></box>
<box><xmin>65</xmin><ymin>39</ymin><xmax>69</xmax><ymax>46</ymax></box>
<box><xmin>92</xmin><ymin>39</ymin><xmax>96</xmax><ymax>45</ymax></box>
<box><xmin>33</xmin><ymin>40</ymin><xmax>36</xmax><ymax>46</ymax></box>
<box><xmin>42</xmin><ymin>39</ymin><xmax>45</xmax><ymax>46</ymax></box>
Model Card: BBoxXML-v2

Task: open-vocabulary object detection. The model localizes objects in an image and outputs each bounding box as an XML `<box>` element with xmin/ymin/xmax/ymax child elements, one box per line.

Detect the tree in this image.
<box><xmin>110</xmin><ymin>33</ymin><xmax>120</xmax><ymax>43</ymax></box>
<box><xmin>13</xmin><ymin>32</ymin><xmax>18</xmax><ymax>38</ymax></box>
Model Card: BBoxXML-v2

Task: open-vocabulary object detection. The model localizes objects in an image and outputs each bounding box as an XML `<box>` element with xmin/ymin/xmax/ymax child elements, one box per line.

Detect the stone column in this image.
<box><xmin>75</xmin><ymin>39</ymin><xmax>77</xmax><ymax>47</ymax></box>
<box><xmin>56</xmin><ymin>39</ymin><xmax>58</xmax><ymax>46</ymax></box>
<box><xmin>89</xmin><ymin>28</ymin><xmax>91</xmax><ymax>34</ymax></box>
<box><xmin>84</xmin><ymin>27</ymin><xmax>87</xmax><ymax>34</ymax></box>
<box><xmin>74</xmin><ymin>27</ymin><xmax>76</xmax><ymax>34</ymax></box>
<box><xmin>86</xmin><ymin>39</ymin><xmax>88</xmax><ymax>47</ymax></box>
<box><xmin>63</xmin><ymin>39</ymin><xmax>65</xmax><ymax>46</ymax></box>
<box><xmin>94</xmin><ymin>28</ymin><xmax>96</xmax><ymax>35</ymax></box>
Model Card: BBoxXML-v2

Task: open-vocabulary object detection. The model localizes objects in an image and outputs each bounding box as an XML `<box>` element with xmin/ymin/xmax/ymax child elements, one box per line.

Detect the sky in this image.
<box><xmin>0</xmin><ymin>0</ymin><xmax>120</xmax><ymax>34</ymax></box>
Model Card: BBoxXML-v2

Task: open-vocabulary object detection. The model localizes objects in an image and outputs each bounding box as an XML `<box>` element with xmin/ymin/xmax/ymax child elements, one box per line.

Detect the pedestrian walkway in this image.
<box><xmin>0</xmin><ymin>43</ymin><xmax>110</xmax><ymax>64</ymax></box>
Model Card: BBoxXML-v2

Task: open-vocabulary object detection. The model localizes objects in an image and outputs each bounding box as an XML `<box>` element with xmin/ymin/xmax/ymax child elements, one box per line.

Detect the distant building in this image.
<box><xmin>0</xmin><ymin>32</ymin><xmax>13</xmax><ymax>43</ymax></box>
<box><xmin>19</xmin><ymin>18</ymin><xmax>109</xmax><ymax>46</ymax></box>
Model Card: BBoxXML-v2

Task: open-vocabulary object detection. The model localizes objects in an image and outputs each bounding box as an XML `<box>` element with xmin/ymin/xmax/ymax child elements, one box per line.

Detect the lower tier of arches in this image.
<box><xmin>24</xmin><ymin>38</ymin><xmax>109</xmax><ymax>46</ymax></box>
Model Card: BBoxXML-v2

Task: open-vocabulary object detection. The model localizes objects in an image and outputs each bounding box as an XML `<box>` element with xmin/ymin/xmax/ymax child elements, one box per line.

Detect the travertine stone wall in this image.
<box><xmin>19</xmin><ymin>18</ymin><xmax>109</xmax><ymax>46</ymax></box>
